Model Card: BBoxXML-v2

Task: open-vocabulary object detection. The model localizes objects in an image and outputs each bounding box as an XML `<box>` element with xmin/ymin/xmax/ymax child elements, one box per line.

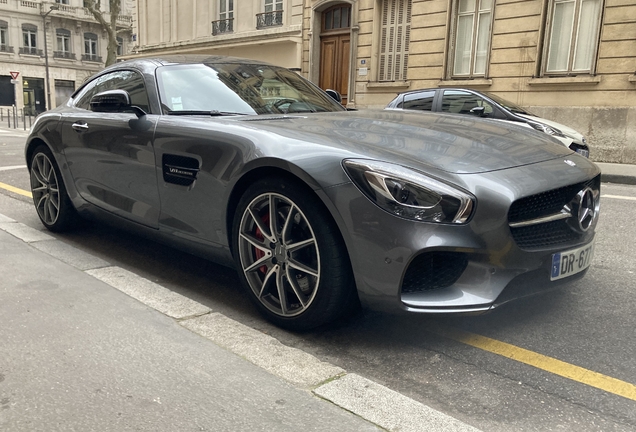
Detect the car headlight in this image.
<box><xmin>529</xmin><ymin>122</ymin><xmax>566</xmax><ymax>138</ymax></box>
<box><xmin>343</xmin><ymin>159</ymin><xmax>475</xmax><ymax>224</ymax></box>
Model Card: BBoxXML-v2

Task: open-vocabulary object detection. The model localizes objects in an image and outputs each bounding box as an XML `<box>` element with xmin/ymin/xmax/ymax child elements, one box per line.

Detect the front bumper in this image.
<box><xmin>324</xmin><ymin>155</ymin><xmax>600</xmax><ymax>314</ymax></box>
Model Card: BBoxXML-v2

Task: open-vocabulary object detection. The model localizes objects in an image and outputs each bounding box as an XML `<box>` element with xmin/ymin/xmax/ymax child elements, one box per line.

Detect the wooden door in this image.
<box><xmin>319</xmin><ymin>34</ymin><xmax>350</xmax><ymax>105</ymax></box>
<box><xmin>319</xmin><ymin>4</ymin><xmax>351</xmax><ymax>106</ymax></box>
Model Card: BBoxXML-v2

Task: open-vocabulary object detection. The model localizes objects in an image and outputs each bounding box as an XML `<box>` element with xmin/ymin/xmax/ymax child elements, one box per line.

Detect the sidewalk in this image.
<box><xmin>0</xmin><ymin>211</ymin><xmax>480</xmax><ymax>432</ymax></box>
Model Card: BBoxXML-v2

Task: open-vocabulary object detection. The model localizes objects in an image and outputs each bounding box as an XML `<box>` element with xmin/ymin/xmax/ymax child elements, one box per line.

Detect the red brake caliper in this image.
<box><xmin>254</xmin><ymin>213</ymin><xmax>270</xmax><ymax>274</ymax></box>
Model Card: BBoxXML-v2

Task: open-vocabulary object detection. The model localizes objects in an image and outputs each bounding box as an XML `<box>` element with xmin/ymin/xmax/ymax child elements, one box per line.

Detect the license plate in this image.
<box><xmin>576</xmin><ymin>148</ymin><xmax>589</xmax><ymax>158</ymax></box>
<box><xmin>550</xmin><ymin>242</ymin><xmax>594</xmax><ymax>281</ymax></box>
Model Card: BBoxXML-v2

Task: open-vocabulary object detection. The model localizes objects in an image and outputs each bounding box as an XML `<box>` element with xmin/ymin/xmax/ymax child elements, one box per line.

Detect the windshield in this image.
<box><xmin>482</xmin><ymin>92</ymin><xmax>535</xmax><ymax>116</ymax></box>
<box><xmin>156</xmin><ymin>63</ymin><xmax>345</xmax><ymax>115</ymax></box>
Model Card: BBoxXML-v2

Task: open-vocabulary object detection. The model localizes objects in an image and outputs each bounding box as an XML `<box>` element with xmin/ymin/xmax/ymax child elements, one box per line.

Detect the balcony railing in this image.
<box><xmin>53</xmin><ymin>51</ymin><xmax>76</xmax><ymax>60</ymax></box>
<box><xmin>82</xmin><ymin>53</ymin><xmax>102</xmax><ymax>62</ymax></box>
<box><xmin>256</xmin><ymin>10</ymin><xmax>283</xmax><ymax>29</ymax></box>
<box><xmin>19</xmin><ymin>46</ymin><xmax>42</xmax><ymax>56</ymax></box>
<box><xmin>0</xmin><ymin>44</ymin><xmax>14</xmax><ymax>53</ymax></box>
<box><xmin>212</xmin><ymin>18</ymin><xmax>233</xmax><ymax>35</ymax></box>
<box><xmin>20</xmin><ymin>0</ymin><xmax>38</xmax><ymax>8</ymax></box>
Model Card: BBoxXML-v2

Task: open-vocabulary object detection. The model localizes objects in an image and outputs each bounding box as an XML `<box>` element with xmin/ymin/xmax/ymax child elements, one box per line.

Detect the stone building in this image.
<box><xmin>93</xmin><ymin>1</ymin><xmax>636</xmax><ymax>162</ymax></box>
<box><xmin>302</xmin><ymin>0</ymin><xmax>636</xmax><ymax>162</ymax></box>
<box><xmin>0</xmin><ymin>0</ymin><xmax>133</xmax><ymax>115</ymax></box>
<box><xmin>131</xmin><ymin>0</ymin><xmax>304</xmax><ymax>69</ymax></box>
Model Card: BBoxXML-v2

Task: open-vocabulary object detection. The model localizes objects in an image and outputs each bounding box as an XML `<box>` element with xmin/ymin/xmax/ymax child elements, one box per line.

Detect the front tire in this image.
<box><xmin>29</xmin><ymin>145</ymin><xmax>78</xmax><ymax>232</ymax></box>
<box><xmin>232</xmin><ymin>177</ymin><xmax>356</xmax><ymax>330</ymax></box>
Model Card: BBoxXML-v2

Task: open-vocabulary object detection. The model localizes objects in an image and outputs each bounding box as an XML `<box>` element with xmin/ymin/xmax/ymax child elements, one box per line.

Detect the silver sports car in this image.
<box><xmin>25</xmin><ymin>56</ymin><xmax>600</xmax><ymax>330</ymax></box>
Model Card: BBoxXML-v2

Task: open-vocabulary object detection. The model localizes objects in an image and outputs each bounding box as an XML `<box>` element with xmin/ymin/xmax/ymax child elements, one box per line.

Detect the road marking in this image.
<box><xmin>0</xmin><ymin>181</ymin><xmax>31</xmax><ymax>198</ymax></box>
<box><xmin>433</xmin><ymin>325</ymin><xmax>636</xmax><ymax>402</ymax></box>
<box><xmin>1</xmin><ymin>181</ymin><xmax>635</xmax><ymax>402</ymax></box>
<box><xmin>602</xmin><ymin>194</ymin><xmax>636</xmax><ymax>201</ymax></box>
<box><xmin>0</xmin><ymin>165</ymin><xmax>27</xmax><ymax>171</ymax></box>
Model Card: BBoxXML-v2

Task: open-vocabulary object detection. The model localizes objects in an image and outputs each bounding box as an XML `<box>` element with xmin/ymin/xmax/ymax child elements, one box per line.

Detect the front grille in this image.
<box><xmin>508</xmin><ymin>175</ymin><xmax>600</xmax><ymax>249</ymax></box>
<box><xmin>401</xmin><ymin>252</ymin><xmax>467</xmax><ymax>294</ymax></box>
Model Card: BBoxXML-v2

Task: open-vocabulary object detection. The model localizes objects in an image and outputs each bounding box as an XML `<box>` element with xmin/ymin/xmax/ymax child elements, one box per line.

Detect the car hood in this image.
<box><xmin>235</xmin><ymin>110</ymin><xmax>572</xmax><ymax>174</ymax></box>
<box><xmin>516</xmin><ymin>114</ymin><xmax>585</xmax><ymax>143</ymax></box>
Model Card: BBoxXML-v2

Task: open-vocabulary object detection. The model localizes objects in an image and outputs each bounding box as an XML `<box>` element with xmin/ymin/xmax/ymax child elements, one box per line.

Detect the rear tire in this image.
<box><xmin>29</xmin><ymin>145</ymin><xmax>78</xmax><ymax>232</ymax></box>
<box><xmin>232</xmin><ymin>176</ymin><xmax>357</xmax><ymax>330</ymax></box>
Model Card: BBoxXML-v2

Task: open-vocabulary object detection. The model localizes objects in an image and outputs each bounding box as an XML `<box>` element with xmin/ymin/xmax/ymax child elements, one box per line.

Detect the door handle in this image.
<box><xmin>72</xmin><ymin>122</ymin><xmax>89</xmax><ymax>131</ymax></box>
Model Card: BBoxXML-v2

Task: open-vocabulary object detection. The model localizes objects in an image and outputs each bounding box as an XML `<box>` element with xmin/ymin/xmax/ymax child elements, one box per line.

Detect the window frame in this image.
<box><xmin>56</xmin><ymin>29</ymin><xmax>71</xmax><ymax>53</ymax></box>
<box><xmin>219</xmin><ymin>0</ymin><xmax>234</xmax><ymax>21</ymax></box>
<box><xmin>541</xmin><ymin>0</ymin><xmax>605</xmax><ymax>76</ymax></box>
<box><xmin>448</xmin><ymin>0</ymin><xmax>495</xmax><ymax>79</ymax></box>
<box><xmin>84</xmin><ymin>32</ymin><xmax>98</xmax><ymax>58</ymax></box>
<box><xmin>0</xmin><ymin>26</ymin><xmax>7</xmax><ymax>47</ymax></box>
<box><xmin>23</xmin><ymin>29</ymin><xmax>37</xmax><ymax>49</ymax></box>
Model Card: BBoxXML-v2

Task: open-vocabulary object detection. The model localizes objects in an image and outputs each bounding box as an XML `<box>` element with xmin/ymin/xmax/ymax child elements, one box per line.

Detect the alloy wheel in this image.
<box><xmin>30</xmin><ymin>153</ymin><xmax>61</xmax><ymax>226</ymax></box>
<box><xmin>238</xmin><ymin>192</ymin><xmax>321</xmax><ymax>317</ymax></box>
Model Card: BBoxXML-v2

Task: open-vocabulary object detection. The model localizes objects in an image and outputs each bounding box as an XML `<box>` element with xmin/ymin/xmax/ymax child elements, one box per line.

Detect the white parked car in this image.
<box><xmin>386</xmin><ymin>88</ymin><xmax>589</xmax><ymax>158</ymax></box>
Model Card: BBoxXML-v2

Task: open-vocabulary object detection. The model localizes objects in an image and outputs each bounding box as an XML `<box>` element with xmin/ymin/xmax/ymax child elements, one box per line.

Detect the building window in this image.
<box><xmin>83</xmin><ymin>32</ymin><xmax>100</xmax><ymax>62</ymax></box>
<box><xmin>55</xmin><ymin>28</ymin><xmax>73</xmax><ymax>59</ymax></box>
<box><xmin>21</xmin><ymin>24</ymin><xmax>39</xmax><ymax>55</ymax></box>
<box><xmin>0</xmin><ymin>20</ymin><xmax>9</xmax><ymax>53</ymax></box>
<box><xmin>116</xmin><ymin>36</ymin><xmax>123</xmax><ymax>55</ymax></box>
<box><xmin>544</xmin><ymin>0</ymin><xmax>603</xmax><ymax>74</ymax></box>
<box><xmin>323</xmin><ymin>5</ymin><xmax>351</xmax><ymax>30</ymax></box>
<box><xmin>213</xmin><ymin>0</ymin><xmax>234</xmax><ymax>35</ymax></box>
<box><xmin>451</xmin><ymin>0</ymin><xmax>493</xmax><ymax>77</ymax></box>
<box><xmin>257</xmin><ymin>0</ymin><xmax>283</xmax><ymax>28</ymax></box>
<box><xmin>56</xmin><ymin>0</ymin><xmax>70</xmax><ymax>4</ymax></box>
<box><xmin>379</xmin><ymin>0</ymin><xmax>412</xmax><ymax>82</ymax></box>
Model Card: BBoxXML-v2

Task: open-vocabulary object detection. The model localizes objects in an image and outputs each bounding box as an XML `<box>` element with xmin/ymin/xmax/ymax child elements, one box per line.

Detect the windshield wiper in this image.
<box><xmin>165</xmin><ymin>109</ymin><xmax>247</xmax><ymax>116</ymax></box>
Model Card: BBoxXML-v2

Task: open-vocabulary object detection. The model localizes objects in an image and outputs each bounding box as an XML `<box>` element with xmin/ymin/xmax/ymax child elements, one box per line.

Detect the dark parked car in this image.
<box><xmin>386</xmin><ymin>88</ymin><xmax>590</xmax><ymax>157</ymax></box>
<box><xmin>26</xmin><ymin>56</ymin><xmax>600</xmax><ymax>330</ymax></box>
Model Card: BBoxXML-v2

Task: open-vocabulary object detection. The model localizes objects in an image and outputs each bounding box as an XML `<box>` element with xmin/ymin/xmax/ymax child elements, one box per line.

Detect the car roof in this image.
<box><xmin>398</xmin><ymin>88</ymin><xmax>485</xmax><ymax>96</ymax></box>
<box><xmin>118</xmin><ymin>54</ymin><xmax>274</xmax><ymax>68</ymax></box>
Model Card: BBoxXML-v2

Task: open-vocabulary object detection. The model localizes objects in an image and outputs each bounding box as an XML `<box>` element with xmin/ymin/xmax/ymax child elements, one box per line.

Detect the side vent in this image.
<box><xmin>162</xmin><ymin>154</ymin><xmax>200</xmax><ymax>187</ymax></box>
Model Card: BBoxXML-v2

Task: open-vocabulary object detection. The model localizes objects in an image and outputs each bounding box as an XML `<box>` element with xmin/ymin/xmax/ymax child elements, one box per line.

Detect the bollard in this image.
<box><xmin>12</xmin><ymin>106</ymin><xmax>17</xmax><ymax>130</ymax></box>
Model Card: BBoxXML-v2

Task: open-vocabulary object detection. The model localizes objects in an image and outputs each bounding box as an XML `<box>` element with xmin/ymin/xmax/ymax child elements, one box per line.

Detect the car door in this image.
<box><xmin>61</xmin><ymin>70</ymin><xmax>161</xmax><ymax>228</ymax></box>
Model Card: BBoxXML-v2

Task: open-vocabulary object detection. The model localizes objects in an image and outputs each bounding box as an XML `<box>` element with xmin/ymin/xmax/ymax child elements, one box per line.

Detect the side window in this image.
<box><xmin>74</xmin><ymin>70</ymin><xmax>150</xmax><ymax>113</ymax></box>
<box><xmin>402</xmin><ymin>90</ymin><xmax>435</xmax><ymax>111</ymax></box>
<box><xmin>441</xmin><ymin>90</ymin><xmax>493</xmax><ymax>116</ymax></box>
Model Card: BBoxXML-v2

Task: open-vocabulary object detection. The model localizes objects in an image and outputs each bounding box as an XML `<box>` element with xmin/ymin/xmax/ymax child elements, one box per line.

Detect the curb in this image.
<box><xmin>600</xmin><ymin>173</ymin><xmax>636</xmax><ymax>186</ymax></box>
<box><xmin>0</xmin><ymin>211</ymin><xmax>482</xmax><ymax>432</ymax></box>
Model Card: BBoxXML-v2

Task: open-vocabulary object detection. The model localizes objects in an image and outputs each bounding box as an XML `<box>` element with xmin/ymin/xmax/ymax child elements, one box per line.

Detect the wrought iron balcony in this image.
<box><xmin>0</xmin><ymin>45</ymin><xmax>14</xmax><ymax>53</ymax></box>
<box><xmin>53</xmin><ymin>51</ymin><xmax>76</xmax><ymax>60</ymax></box>
<box><xmin>212</xmin><ymin>18</ymin><xmax>233</xmax><ymax>35</ymax></box>
<box><xmin>19</xmin><ymin>46</ymin><xmax>42</xmax><ymax>56</ymax></box>
<box><xmin>82</xmin><ymin>53</ymin><xmax>102</xmax><ymax>62</ymax></box>
<box><xmin>256</xmin><ymin>10</ymin><xmax>283</xmax><ymax>29</ymax></box>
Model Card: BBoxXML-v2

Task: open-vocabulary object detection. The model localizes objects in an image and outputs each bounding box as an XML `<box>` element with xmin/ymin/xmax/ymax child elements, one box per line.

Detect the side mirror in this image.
<box><xmin>325</xmin><ymin>89</ymin><xmax>342</xmax><ymax>104</ymax></box>
<box><xmin>470</xmin><ymin>106</ymin><xmax>486</xmax><ymax>116</ymax></box>
<box><xmin>90</xmin><ymin>90</ymin><xmax>146</xmax><ymax>117</ymax></box>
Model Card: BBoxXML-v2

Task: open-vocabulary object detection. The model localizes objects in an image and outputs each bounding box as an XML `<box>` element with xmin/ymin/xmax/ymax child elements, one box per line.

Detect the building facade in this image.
<box><xmin>302</xmin><ymin>0</ymin><xmax>636</xmax><ymax>162</ymax></box>
<box><xmin>130</xmin><ymin>0</ymin><xmax>304</xmax><ymax>69</ymax></box>
<box><xmin>0</xmin><ymin>0</ymin><xmax>133</xmax><ymax>114</ymax></box>
<box><xmin>103</xmin><ymin>1</ymin><xmax>636</xmax><ymax>162</ymax></box>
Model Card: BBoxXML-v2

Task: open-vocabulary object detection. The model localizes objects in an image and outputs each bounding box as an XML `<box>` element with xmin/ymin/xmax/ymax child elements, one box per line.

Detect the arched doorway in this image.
<box><xmin>319</xmin><ymin>4</ymin><xmax>351</xmax><ymax>105</ymax></box>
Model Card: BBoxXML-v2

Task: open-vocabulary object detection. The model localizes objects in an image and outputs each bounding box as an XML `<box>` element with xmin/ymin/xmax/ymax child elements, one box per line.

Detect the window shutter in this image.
<box><xmin>379</xmin><ymin>0</ymin><xmax>411</xmax><ymax>81</ymax></box>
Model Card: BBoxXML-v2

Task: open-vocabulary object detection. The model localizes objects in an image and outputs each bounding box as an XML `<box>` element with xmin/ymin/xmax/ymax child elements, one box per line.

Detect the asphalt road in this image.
<box><xmin>1</xmin><ymin>128</ymin><xmax>635</xmax><ymax>431</ymax></box>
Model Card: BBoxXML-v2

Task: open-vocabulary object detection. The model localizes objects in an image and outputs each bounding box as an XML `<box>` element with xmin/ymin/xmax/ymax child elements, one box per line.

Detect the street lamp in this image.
<box><xmin>41</xmin><ymin>4</ymin><xmax>59</xmax><ymax>112</ymax></box>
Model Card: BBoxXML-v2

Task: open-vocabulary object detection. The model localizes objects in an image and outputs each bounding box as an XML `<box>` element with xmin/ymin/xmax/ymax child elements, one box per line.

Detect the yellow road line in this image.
<box><xmin>2</xmin><ymin>177</ymin><xmax>634</xmax><ymax>401</ymax></box>
<box><xmin>433</xmin><ymin>325</ymin><xmax>636</xmax><ymax>401</ymax></box>
<box><xmin>602</xmin><ymin>194</ymin><xmax>636</xmax><ymax>201</ymax></box>
<box><xmin>0</xmin><ymin>181</ymin><xmax>32</xmax><ymax>198</ymax></box>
